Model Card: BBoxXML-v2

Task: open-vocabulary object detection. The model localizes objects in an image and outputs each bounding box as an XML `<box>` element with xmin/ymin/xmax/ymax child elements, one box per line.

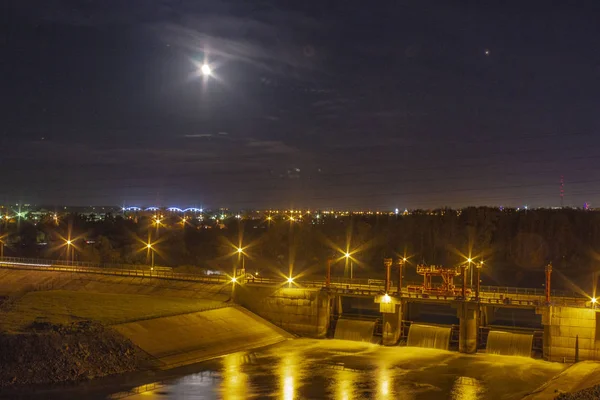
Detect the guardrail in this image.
<box><xmin>0</xmin><ymin>257</ymin><xmax>590</xmax><ymax>303</ymax></box>
<box><xmin>0</xmin><ymin>259</ymin><xmax>231</xmax><ymax>284</ymax></box>
<box><xmin>0</xmin><ymin>256</ymin><xmax>163</xmax><ymax>271</ymax></box>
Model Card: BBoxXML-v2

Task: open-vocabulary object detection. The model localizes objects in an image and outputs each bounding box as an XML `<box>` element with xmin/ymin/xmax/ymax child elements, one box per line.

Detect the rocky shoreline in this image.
<box><xmin>555</xmin><ymin>385</ymin><xmax>600</xmax><ymax>399</ymax></box>
<box><xmin>0</xmin><ymin>321</ymin><xmax>150</xmax><ymax>387</ymax></box>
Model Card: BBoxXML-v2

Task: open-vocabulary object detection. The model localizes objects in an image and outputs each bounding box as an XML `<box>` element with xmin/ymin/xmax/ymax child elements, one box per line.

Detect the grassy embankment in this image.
<box><xmin>0</xmin><ymin>290</ymin><xmax>223</xmax><ymax>386</ymax></box>
<box><xmin>0</xmin><ymin>290</ymin><xmax>222</xmax><ymax>333</ymax></box>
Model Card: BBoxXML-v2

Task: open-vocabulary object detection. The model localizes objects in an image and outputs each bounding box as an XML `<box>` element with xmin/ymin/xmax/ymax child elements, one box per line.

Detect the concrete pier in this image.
<box><xmin>458</xmin><ymin>302</ymin><xmax>478</xmax><ymax>354</ymax></box>
<box><xmin>539</xmin><ymin>306</ymin><xmax>600</xmax><ymax>362</ymax></box>
<box><xmin>235</xmin><ymin>286</ymin><xmax>331</xmax><ymax>338</ymax></box>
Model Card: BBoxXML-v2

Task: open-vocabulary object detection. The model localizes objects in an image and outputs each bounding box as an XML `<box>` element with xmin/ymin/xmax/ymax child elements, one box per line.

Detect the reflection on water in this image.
<box><xmin>221</xmin><ymin>353</ymin><xmax>249</xmax><ymax>400</ymax></box>
<box><xmin>376</xmin><ymin>364</ymin><xmax>392</xmax><ymax>399</ymax></box>
<box><xmin>334</xmin><ymin>368</ymin><xmax>356</xmax><ymax>400</ymax></box>
<box><xmin>451</xmin><ymin>376</ymin><xmax>482</xmax><ymax>400</ymax></box>
<box><xmin>114</xmin><ymin>339</ymin><xmax>563</xmax><ymax>400</ymax></box>
<box><xmin>280</xmin><ymin>351</ymin><xmax>299</xmax><ymax>400</ymax></box>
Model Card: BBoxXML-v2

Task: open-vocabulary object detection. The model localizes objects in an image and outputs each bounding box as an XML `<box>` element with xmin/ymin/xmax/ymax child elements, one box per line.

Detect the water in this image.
<box><xmin>407</xmin><ymin>324</ymin><xmax>451</xmax><ymax>350</ymax></box>
<box><xmin>486</xmin><ymin>330</ymin><xmax>533</xmax><ymax>357</ymax></box>
<box><xmin>333</xmin><ymin>318</ymin><xmax>375</xmax><ymax>342</ymax></box>
<box><xmin>16</xmin><ymin>339</ymin><xmax>564</xmax><ymax>399</ymax></box>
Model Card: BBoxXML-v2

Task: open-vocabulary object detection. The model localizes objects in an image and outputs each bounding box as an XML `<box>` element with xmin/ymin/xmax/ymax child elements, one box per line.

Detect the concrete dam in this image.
<box><xmin>234</xmin><ymin>282</ymin><xmax>600</xmax><ymax>362</ymax></box>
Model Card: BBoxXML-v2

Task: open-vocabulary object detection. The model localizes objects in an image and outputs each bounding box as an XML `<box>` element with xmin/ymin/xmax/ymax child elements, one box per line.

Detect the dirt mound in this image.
<box><xmin>0</xmin><ymin>321</ymin><xmax>150</xmax><ymax>387</ymax></box>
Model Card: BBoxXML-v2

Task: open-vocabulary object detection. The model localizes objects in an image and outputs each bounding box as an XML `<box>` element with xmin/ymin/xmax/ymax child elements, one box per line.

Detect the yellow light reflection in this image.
<box><xmin>334</xmin><ymin>368</ymin><xmax>356</xmax><ymax>400</ymax></box>
<box><xmin>221</xmin><ymin>353</ymin><xmax>249</xmax><ymax>400</ymax></box>
<box><xmin>279</xmin><ymin>351</ymin><xmax>300</xmax><ymax>400</ymax></box>
<box><xmin>451</xmin><ymin>376</ymin><xmax>481</xmax><ymax>400</ymax></box>
<box><xmin>377</xmin><ymin>364</ymin><xmax>392</xmax><ymax>399</ymax></box>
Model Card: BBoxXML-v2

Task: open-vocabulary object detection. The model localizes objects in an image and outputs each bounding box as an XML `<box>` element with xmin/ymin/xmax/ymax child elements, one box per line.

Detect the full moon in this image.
<box><xmin>201</xmin><ymin>64</ymin><xmax>211</xmax><ymax>76</ymax></box>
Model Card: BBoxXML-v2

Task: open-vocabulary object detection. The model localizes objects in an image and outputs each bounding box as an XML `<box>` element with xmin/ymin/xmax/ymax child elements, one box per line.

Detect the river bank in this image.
<box><xmin>0</xmin><ymin>321</ymin><xmax>150</xmax><ymax>387</ymax></box>
<box><xmin>0</xmin><ymin>289</ymin><xmax>291</xmax><ymax>390</ymax></box>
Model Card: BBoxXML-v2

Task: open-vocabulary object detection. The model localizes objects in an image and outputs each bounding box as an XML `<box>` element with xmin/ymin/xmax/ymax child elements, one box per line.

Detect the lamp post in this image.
<box><xmin>66</xmin><ymin>239</ymin><xmax>73</xmax><ymax>264</ymax></box>
<box><xmin>476</xmin><ymin>261</ymin><xmax>483</xmax><ymax>301</ymax></box>
<box><xmin>467</xmin><ymin>257</ymin><xmax>473</xmax><ymax>288</ymax></box>
<box><xmin>397</xmin><ymin>257</ymin><xmax>407</xmax><ymax>295</ymax></box>
<box><xmin>545</xmin><ymin>262</ymin><xmax>552</xmax><ymax>304</ymax></box>
<box><xmin>384</xmin><ymin>258</ymin><xmax>392</xmax><ymax>294</ymax></box>
<box><xmin>326</xmin><ymin>258</ymin><xmax>332</xmax><ymax>289</ymax></box>
<box><xmin>461</xmin><ymin>263</ymin><xmax>467</xmax><ymax>299</ymax></box>
<box><xmin>147</xmin><ymin>243</ymin><xmax>155</xmax><ymax>271</ymax></box>
<box><xmin>344</xmin><ymin>252</ymin><xmax>354</xmax><ymax>280</ymax></box>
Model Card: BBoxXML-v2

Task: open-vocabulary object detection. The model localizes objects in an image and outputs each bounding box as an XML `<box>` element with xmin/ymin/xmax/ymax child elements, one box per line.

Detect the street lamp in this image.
<box><xmin>344</xmin><ymin>252</ymin><xmax>355</xmax><ymax>280</ymax></box>
<box><xmin>147</xmin><ymin>243</ymin><xmax>155</xmax><ymax>271</ymax></box>
<box><xmin>475</xmin><ymin>260</ymin><xmax>484</xmax><ymax>300</ymax></box>
<box><xmin>397</xmin><ymin>257</ymin><xmax>407</xmax><ymax>295</ymax></box>
<box><xmin>66</xmin><ymin>239</ymin><xmax>73</xmax><ymax>264</ymax></box>
<box><xmin>466</xmin><ymin>257</ymin><xmax>473</xmax><ymax>288</ymax></box>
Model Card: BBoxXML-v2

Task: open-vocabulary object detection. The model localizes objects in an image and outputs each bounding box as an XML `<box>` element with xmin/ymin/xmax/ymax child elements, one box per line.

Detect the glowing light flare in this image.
<box><xmin>592</xmin><ymin>297</ymin><xmax>597</xmax><ymax>304</ymax></box>
<box><xmin>201</xmin><ymin>64</ymin><xmax>211</xmax><ymax>76</ymax></box>
<box><xmin>231</xmin><ymin>277</ymin><xmax>237</xmax><ymax>283</ymax></box>
<box><xmin>382</xmin><ymin>294</ymin><xmax>391</xmax><ymax>304</ymax></box>
<box><xmin>287</xmin><ymin>277</ymin><xmax>294</xmax><ymax>283</ymax></box>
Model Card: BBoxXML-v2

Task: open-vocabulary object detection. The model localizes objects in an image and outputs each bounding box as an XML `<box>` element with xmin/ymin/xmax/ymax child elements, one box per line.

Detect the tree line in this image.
<box><xmin>2</xmin><ymin>207</ymin><xmax>599</xmax><ymax>292</ymax></box>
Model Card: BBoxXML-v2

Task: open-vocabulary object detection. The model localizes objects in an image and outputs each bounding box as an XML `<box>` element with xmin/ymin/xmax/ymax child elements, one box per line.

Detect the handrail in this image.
<box><xmin>0</xmin><ymin>256</ymin><xmax>588</xmax><ymax>301</ymax></box>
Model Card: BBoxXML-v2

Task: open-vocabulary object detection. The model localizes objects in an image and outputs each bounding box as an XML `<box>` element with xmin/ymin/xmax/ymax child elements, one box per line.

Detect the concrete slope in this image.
<box><xmin>113</xmin><ymin>306</ymin><xmax>292</xmax><ymax>368</ymax></box>
<box><xmin>0</xmin><ymin>268</ymin><xmax>229</xmax><ymax>301</ymax></box>
<box><xmin>522</xmin><ymin>361</ymin><xmax>600</xmax><ymax>400</ymax></box>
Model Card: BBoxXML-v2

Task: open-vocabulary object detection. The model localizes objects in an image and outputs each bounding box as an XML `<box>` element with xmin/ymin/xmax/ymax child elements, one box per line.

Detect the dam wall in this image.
<box><xmin>113</xmin><ymin>306</ymin><xmax>292</xmax><ymax>368</ymax></box>
<box><xmin>0</xmin><ymin>267</ymin><xmax>229</xmax><ymax>301</ymax></box>
<box><xmin>235</xmin><ymin>285</ymin><xmax>331</xmax><ymax>338</ymax></box>
<box><xmin>541</xmin><ymin>306</ymin><xmax>600</xmax><ymax>362</ymax></box>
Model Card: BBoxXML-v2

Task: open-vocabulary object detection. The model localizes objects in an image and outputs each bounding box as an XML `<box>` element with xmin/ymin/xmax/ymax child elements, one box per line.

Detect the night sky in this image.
<box><xmin>2</xmin><ymin>1</ymin><xmax>600</xmax><ymax>209</ymax></box>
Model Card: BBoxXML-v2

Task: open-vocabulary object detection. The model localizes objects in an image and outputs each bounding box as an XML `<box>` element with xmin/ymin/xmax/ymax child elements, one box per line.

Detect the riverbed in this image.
<box><xmin>5</xmin><ymin>339</ymin><xmax>566</xmax><ymax>399</ymax></box>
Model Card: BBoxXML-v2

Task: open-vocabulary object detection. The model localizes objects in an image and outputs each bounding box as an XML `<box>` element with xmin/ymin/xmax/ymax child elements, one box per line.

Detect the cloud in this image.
<box><xmin>246</xmin><ymin>140</ymin><xmax>297</xmax><ymax>154</ymax></box>
<box><xmin>184</xmin><ymin>133</ymin><xmax>213</xmax><ymax>138</ymax></box>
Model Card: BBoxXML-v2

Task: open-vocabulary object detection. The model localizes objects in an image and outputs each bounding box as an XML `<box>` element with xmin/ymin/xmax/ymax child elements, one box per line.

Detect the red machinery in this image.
<box><xmin>408</xmin><ymin>264</ymin><xmax>471</xmax><ymax>296</ymax></box>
